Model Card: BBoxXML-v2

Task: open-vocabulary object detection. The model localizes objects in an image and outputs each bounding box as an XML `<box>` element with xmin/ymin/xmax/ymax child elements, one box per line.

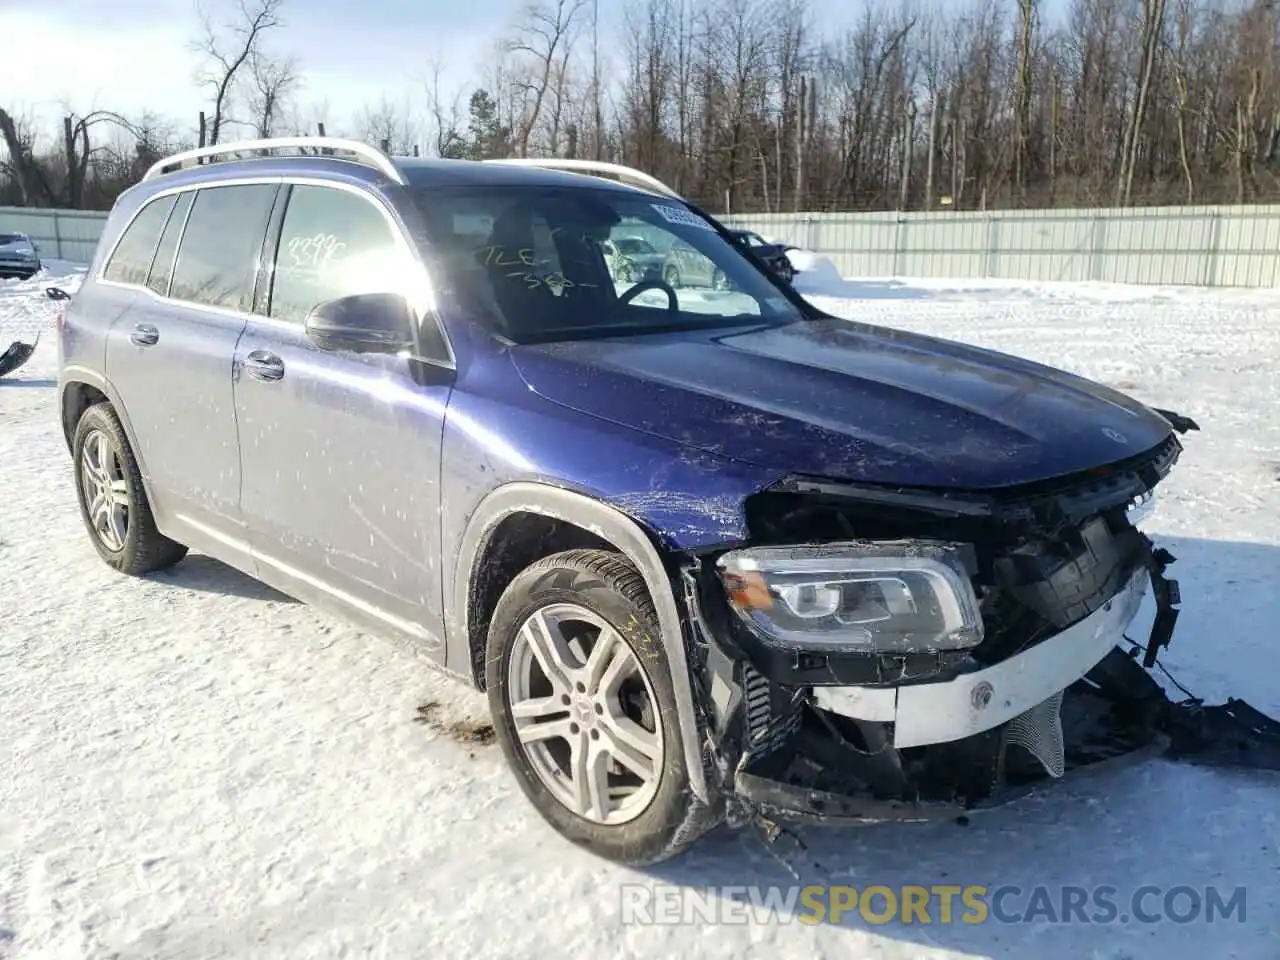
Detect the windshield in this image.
<box><xmin>0</xmin><ymin>234</ymin><xmax>25</xmax><ymax>245</ymax></box>
<box><xmin>411</xmin><ymin>185</ymin><xmax>803</xmax><ymax>343</ymax></box>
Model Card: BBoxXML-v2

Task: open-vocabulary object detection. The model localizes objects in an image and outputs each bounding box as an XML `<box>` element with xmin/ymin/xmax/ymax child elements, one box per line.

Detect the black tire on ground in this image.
<box><xmin>663</xmin><ymin>265</ymin><xmax>681</xmax><ymax>288</ymax></box>
<box><xmin>72</xmin><ymin>402</ymin><xmax>188</xmax><ymax>575</ymax></box>
<box><xmin>486</xmin><ymin>548</ymin><xmax>720</xmax><ymax>865</ymax></box>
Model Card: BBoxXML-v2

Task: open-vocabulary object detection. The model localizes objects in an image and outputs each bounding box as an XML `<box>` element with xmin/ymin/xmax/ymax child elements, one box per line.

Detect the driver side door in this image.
<box><xmin>232</xmin><ymin>182</ymin><xmax>453</xmax><ymax>653</ymax></box>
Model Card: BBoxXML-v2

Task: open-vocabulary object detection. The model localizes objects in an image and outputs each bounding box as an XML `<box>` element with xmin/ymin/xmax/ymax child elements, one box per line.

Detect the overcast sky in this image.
<box><xmin>1</xmin><ymin>0</ymin><xmax>1072</xmax><ymax>141</ymax></box>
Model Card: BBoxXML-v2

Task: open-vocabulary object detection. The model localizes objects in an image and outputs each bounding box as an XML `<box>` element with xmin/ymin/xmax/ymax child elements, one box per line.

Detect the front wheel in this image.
<box><xmin>486</xmin><ymin>549</ymin><xmax>718</xmax><ymax>864</ymax></box>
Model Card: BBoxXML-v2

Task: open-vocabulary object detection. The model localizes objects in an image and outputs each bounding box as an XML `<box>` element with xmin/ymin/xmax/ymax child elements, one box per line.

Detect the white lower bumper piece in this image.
<box><xmin>811</xmin><ymin>569</ymin><xmax>1150</xmax><ymax>749</ymax></box>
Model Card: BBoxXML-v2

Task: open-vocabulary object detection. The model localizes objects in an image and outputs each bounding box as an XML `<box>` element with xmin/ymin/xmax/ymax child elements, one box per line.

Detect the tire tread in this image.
<box><xmin>73</xmin><ymin>402</ymin><xmax>187</xmax><ymax>575</ymax></box>
<box><xmin>487</xmin><ymin>548</ymin><xmax>722</xmax><ymax>864</ymax></box>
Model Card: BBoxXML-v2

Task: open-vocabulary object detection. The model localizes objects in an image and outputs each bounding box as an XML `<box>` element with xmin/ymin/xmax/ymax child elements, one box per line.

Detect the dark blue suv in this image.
<box><xmin>57</xmin><ymin>138</ymin><xmax>1198</xmax><ymax>864</ymax></box>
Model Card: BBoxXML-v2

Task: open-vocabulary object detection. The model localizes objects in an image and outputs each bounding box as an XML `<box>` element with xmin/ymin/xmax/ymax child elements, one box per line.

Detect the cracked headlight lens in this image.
<box><xmin>716</xmin><ymin>542</ymin><xmax>983</xmax><ymax>654</ymax></box>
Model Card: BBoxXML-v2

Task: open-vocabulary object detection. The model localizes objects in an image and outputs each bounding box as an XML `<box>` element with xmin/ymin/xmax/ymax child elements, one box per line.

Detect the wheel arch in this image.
<box><xmin>450</xmin><ymin>481</ymin><xmax>713</xmax><ymax>803</ymax></box>
<box><xmin>59</xmin><ymin>366</ymin><xmax>160</xmax><ymax>513</ymax></box>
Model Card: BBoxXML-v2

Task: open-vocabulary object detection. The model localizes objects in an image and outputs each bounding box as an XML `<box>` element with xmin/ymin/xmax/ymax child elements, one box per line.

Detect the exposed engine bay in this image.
<box><xmin>682</xmin><ymin>417</ymin><xmax>1280</xmax><ymax>826</ymax></box>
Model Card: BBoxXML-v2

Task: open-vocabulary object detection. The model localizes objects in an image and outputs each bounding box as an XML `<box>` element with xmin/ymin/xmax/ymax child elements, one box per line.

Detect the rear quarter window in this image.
<box><xmin>146</xmin><ymin>191</ymin><xmax>194</xmax><ymax>297</ymax></box>
<box><xmin>102</xmin><ymin>195</ymin><xmax>178</xmax><ymax>286</ymax></box>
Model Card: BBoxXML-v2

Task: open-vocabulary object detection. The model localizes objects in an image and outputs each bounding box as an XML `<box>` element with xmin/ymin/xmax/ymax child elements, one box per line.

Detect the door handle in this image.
<box><xmin>244</xmin><ymin>350</ymin><xmax>285</xmax><ymax>382</ymax></box>
<box><xmin>129</xmin><ymin>323</ymin><xmax>159</xmax><ymax>347</ymax></box>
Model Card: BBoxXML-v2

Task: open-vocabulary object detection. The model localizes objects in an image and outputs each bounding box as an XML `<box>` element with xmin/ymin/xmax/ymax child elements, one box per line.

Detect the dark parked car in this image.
<box><xmin>728</xmin><ymin>228</ymin><xmax>795</xmax><ymax>283</ymax></box>
<box><xmin>57</xmin><ymin>139</ymin><xmax>1274</xmax><ymax>866</ymax></box>
<box><xmin>0</xmin><ymin>231</ymin><xmax>42</xmax><ymax>279</ymax></box>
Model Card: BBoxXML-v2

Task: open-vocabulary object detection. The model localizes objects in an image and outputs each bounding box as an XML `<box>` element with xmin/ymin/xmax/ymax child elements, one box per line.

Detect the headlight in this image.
<box><xmin>715</xmin><ymin>542</ymin><xmax>983</xmax><ymax>654</ymax></box>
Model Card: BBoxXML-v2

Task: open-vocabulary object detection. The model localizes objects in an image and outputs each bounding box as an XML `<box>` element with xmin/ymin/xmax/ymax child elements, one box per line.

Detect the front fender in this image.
<box><xmin>450</xmin><ymin>481</ymin><xmax>715</xmax><ymax>803</ymax></box>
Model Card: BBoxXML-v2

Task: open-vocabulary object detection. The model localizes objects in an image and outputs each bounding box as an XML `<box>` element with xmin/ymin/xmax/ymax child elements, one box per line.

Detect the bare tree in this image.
<box><xmin>353</xmin><ymin>95</ymin><xmax>420</xmax><ymax>155</ymax></box>
<box><xmin>13</xmin><ymin>0</ymin><xmax>1280</xmax><ymax>214</ymax></box>
<box><xmin>1169</xmin><ymin>0</ymin><xmax>1198</xmax><ymax>203</ymax></box>
<box><xmin>247</xmin><ymin>49</ymin><xmax>301</xmax><ymax>138</ymax></box>
<box><xmin>0</xmin><ymin>106</ymin><xmax>48</xmax><ymax>204</ymax></box>
<box><xmin>1014</xmin><ymin>0</ymin><xmax>1037</xmax><ymax>199</ymax></box>
<box><xmin>1117</xmin><ymin>0</ymin><xmax>1168</xmax><ymax>204</ymax></box>
<box><xmin>61</xmin><ymin>110</ymin><xmax>147</xmax><ymax>207</ymax></box>
<box><xmin>619</xmin><ymin>0</ymin><xmax>675</xmax><ymax>173</ymax></box>
<box><xmin>191</xmin><ymin>0</ymin><xmax>286</xmax><ymax>145</ymax></box>
<box><xmin>503</xmin><ymin>0</ymin><xmax>588</xmax><ymax>156</ymax></box>
<box><xmin>423</xmin><ymin>56</ymin><xmax>468</xmax><ymax>158</ymax></box>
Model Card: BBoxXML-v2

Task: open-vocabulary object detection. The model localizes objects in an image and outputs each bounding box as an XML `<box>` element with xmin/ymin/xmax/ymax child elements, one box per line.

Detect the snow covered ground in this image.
<box><xmin>3</xmin><ymin>263</ymin><xmax>1279</xmax><ymax>959</ymax></box>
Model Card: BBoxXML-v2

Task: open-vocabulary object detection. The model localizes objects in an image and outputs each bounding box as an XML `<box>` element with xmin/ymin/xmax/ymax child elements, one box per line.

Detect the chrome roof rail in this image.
<box><xmin>483</xmin><ymin>157</ymin><xmax>680</xmax><ymax>198</ymax></box>
<box><xmin>142</xmin><ymin>136</ymin><xmax>406</xmax><ymax>184</ymax></box>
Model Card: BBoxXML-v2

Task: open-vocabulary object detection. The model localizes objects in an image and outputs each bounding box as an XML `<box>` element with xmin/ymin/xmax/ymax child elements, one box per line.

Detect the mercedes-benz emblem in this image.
<box><xmin>1102</xmin><ymin>427</ymin><xmax>1128</xmax><ymax>443</ymax></box>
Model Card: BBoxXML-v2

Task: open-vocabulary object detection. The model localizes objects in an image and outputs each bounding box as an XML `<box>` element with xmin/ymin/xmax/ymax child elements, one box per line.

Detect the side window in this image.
<box><xmin>146</xmin><ymin>191</ymin><xmax>194</xmax><ymax>296</ymax></box>
<box><xmin>170</xmin><ymin>184</ymin><xmax>277</xmax><ymax>311</ymax></box>
<box><xmin>102</xmin><ymin>194</ymin><xmax>177</xmax><ymax>286</ymax></box>
<box><xmin>268</xmin><ymin>185</ymin><xmax>407</xmax><ymax>325</ymax></box>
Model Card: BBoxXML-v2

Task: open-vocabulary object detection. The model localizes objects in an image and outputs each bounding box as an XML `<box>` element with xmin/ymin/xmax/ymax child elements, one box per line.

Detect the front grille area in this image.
<box><xmin>742</xmin><ymin>662</ymin><xmax>803</xmax><ymax>760</ymax></box>
<box><xmin>1003</xmin><ymin>691</ymin><xmax>1067</xmax><ymax>778</ymax></box>
<box><xmin>974</xmin><ymin>514</ymin><xmax>1148</xmax><ymax>665</ymax></box>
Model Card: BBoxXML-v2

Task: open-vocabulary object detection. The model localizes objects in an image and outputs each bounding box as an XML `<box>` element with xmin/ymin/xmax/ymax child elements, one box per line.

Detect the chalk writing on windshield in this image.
<box><xmin>478</xmin><ymin>245</ymin><xmax>538</xmax><ymax>268</ymax></box>
<box><xmin>503</xmin><ymin>270</ymin><xmax>598</xmax><ymax>295</ymax></box>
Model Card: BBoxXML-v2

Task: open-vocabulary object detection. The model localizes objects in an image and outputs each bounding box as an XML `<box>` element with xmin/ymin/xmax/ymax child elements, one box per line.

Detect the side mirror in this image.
<box><xmin>304</xmin><ymin>292</ymin><xmax>415</xmax><ymax>354</ymax></box>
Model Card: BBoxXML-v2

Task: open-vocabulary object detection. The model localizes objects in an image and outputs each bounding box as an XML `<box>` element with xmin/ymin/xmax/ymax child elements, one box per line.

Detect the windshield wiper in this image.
<box><xmin>519</xmin><ymin>314</ymin><xmax>788</xmax><ymax>343</ymax></box>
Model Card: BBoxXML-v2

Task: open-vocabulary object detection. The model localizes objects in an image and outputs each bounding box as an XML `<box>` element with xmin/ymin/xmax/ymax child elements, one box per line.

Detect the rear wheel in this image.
<box><xmin>72</xmin><ymin>403</ymin><xmax>187</xmax><ymax>575</ymax></box>
<box><xmin>663</xmin><ymin>264</ymin><xmax>681</xmax><ymax>289</ymax></box>
<box><xmin>486</xmin><ymin>549</ymin><xmax>718</xmax><ymax>864</ymax></box>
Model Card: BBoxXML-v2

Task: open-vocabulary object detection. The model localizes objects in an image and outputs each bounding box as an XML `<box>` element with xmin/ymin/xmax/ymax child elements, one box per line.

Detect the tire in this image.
<box><xmin>663</xmin><ymin>265</ymin><xmax>681</xmax><ymax>289</ymax></box>
<box><xmin>486</xmin><ymin>548</ymin><xmax>720</xmax><ymax>865</ymax></box>
<box><xmin>711</xmin><ymin>268</ymin><xmax>729</xmax><ymax>291</ymax></box>
<box><xmin>72</xmin><ymin>402</ymin><xmax>188</xmax><ymax>575</ymax></box>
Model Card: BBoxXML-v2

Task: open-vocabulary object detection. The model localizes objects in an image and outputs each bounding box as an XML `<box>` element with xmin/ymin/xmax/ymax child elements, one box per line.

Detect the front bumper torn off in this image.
<box><xmin>811</xmin><ymin>568</ymin><xmax>1149</xmax><ymax>750</ymax></box>
<box><xmin>700</xmin><ymin>552</ymin><xmax>1280</xmax><ymax>827</ymax></box>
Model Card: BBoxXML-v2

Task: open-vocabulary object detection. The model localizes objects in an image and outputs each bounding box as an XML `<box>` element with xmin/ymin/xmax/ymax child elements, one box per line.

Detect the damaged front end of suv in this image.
<box><xmin>676</xmin><ymin>418</ymin><xmax>1280</xmax><ymax>827</ymax></box>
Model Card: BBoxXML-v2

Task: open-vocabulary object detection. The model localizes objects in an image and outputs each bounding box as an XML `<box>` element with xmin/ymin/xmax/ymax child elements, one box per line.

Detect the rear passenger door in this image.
<box><xmin>103</xmin><ymin>183</ymin><xmax>278</xmax><ymax>555</ymax></box>
<box><xmin>232</xmin><ymin>182</ymin><xmax>452</xmax><ymax>653</ymax></box>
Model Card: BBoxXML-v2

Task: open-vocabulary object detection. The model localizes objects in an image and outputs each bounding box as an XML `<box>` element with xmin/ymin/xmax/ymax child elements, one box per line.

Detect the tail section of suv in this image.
<box><xmin>57</xmin><ymin>139</ymin><xmax>1246</xmax><ymax>864</ymax></box>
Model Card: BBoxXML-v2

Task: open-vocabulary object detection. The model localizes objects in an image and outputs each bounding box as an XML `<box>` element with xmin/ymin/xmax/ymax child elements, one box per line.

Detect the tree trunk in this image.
<box><xmin>794</xmin><ymin>76</ymin><xmax>806</xmax><ymax>211</ymax></box>
<box><xmin>1119</xmin><ymin>0</ymin><xmax>1167</xmax><ymax>206</ymax></box>
<box><xmin>924</xmin><ymin>94</ymin><xmax>937</xmax><ymax>209</ymax></box>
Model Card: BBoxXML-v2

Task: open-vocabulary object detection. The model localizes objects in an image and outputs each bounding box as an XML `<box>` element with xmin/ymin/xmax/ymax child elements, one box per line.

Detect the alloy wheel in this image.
<box><xmin>507</xmin><ymin>602</ymin><xmax>664</xmax><ymax>825</ymax></box>
<box><xmin>80</xmin><ymin>429</ymin><xmax>130</xmax><ymax>552</ymax></box>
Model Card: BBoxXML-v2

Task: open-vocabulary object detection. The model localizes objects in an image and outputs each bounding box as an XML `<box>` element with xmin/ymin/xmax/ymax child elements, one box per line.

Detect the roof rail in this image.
<box><xmin>142</xmin><ymin>136</ymin><xmax>406</xmax><ymax>184</ymax></box>
<box><xmin>483</xmin><ymin>158</ymin><xmax>680</xmax><ymax>199</ymax></box>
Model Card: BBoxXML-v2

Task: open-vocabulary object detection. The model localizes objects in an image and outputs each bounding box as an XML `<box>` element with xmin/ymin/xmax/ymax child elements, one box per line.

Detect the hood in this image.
<box><xmin>509</xmin><ymin>318</ymin><xmax>1175</xmax><ymax>490</ymax></box>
